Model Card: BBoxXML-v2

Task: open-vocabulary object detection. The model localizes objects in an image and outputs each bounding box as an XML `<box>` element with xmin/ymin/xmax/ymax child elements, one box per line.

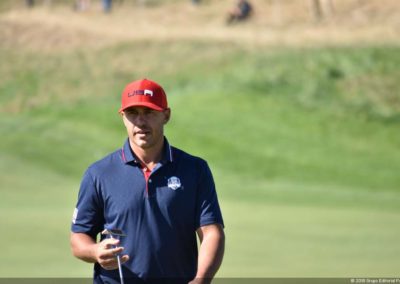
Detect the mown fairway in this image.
<box><xmin>1</xmin><ymin>1</ymin><xmax>400</xmax><ymax>278</ymax></box>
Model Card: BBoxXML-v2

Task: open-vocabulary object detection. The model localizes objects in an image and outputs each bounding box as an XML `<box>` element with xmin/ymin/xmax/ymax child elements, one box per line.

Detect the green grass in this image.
<box><xmin>0</xmin><ymin>41</ymin><xmax>400</xmax><ymax>277</ymax></box>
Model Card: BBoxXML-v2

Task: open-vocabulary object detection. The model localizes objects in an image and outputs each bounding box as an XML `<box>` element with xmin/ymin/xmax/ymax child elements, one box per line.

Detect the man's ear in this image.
<box><xmin>164</xmin><ymin>108</ymin><xmax>171</xmax><ymax>124</ymax></box>
<box><xmin>121</xmin><ymin>111</ymin><xmax>129</xmax><ymax>127</ymax></box>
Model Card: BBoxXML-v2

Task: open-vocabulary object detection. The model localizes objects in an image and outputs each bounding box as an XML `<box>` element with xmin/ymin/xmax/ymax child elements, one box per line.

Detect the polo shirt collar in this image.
<box><xmin>121</xmin><ymin>137</ymin><xmax>173</xmax><ymax>164</ymax></box>
<box><xmin>161</xmin><ymin>138</ymin><xmax>174</xmax><ymax>164</ymax></box>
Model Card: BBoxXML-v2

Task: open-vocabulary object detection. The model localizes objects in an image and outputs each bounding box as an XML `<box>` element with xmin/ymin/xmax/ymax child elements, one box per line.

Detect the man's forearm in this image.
<box><xmin>70</xmin><ymin>232</ymin><xmax>98</xmax><ymax>263</ymax></box>
<box><xmin>194</xmin><ymin>225</ymin><xmax>225</xmax><ymax>282</ymax></box>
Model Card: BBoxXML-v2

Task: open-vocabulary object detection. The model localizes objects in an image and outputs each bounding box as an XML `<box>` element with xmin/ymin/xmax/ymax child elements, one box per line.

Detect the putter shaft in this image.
<box><xmin>116</xmin><ymin>255</ymin><xmax>124</xmax><ymax>284</ymax></box>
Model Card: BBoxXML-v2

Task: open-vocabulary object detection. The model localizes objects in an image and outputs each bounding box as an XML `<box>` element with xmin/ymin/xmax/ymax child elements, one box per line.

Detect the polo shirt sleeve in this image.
<box><xmin>195</xmin><ymin>161</ymin><xmax>224</xmax><ymax>229</ymax></box>
<box><xmin>71</xmin><ymin>169</ymin><xmax>104</xmax><ymax>240</ymax></box>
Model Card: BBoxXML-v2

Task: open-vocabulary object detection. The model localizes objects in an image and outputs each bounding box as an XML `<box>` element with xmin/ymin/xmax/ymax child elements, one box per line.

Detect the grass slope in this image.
<box><xmin>0</xmin><ymin>41</ymin><xmax>399</xmax><ymax>277</ymax></box>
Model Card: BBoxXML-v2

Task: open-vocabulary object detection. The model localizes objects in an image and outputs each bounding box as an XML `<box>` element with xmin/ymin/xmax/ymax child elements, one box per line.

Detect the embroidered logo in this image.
<box><xmin>144</xmin><ymin>89</ymin><xmax>154</xmax><ymax>97</ymax></box>
<box><xmin>127</xmin><ymin>89</ymin><xmax>154</xmax><ymax>97</ymax></box>
<box><xmin>167</xmin><ymin>176</ymin><xmax>181</xmax><ymax>190</ymax></box>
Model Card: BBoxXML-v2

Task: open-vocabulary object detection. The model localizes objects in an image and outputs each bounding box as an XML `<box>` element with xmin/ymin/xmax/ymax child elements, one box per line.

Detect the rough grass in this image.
<box><xmin>1</xmin><ymin>0</ymin><xmax>400</xmax><ymax>52</ymax></box>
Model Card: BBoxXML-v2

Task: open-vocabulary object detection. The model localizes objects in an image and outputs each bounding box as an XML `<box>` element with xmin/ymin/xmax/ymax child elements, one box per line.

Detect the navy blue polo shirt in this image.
<box><xmin>71</xmin><ymin>138</ymin><xmax>224</xmax><ymax>283</ymax></box>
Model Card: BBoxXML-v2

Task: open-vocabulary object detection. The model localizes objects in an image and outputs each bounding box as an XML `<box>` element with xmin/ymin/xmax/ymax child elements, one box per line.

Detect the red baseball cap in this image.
<box><xmin>119</xmin><ymin>78</ymin><xmax>168</xmax><ymax>113</ymax></box>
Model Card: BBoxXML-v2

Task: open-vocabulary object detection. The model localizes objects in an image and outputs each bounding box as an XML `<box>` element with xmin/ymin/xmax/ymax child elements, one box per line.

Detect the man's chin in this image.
<box><xmin>133</xmin><ymin>139</ymin><xmax>152</xmax><ymax>149</ymax></box>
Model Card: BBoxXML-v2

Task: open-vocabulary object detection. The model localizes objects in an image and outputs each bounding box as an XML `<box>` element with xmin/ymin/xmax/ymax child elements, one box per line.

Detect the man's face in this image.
<box><xmin>122</xmin><ymin>106</ymin><xmax>171</xmax><ymax>151</ymax></box>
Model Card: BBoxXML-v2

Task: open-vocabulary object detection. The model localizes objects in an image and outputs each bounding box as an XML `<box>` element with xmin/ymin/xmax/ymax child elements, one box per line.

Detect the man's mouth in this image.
<box><xmin>135</xmin><ymin>130</ymin><xmax>151</xmax><ymax>136</ymax></box>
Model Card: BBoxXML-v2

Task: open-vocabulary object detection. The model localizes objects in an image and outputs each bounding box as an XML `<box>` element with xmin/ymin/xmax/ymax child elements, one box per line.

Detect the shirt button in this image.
<box><xmin>149</xmin><ymin>179</ymin><xmax>152</xmax><ymax>183</ymax></box>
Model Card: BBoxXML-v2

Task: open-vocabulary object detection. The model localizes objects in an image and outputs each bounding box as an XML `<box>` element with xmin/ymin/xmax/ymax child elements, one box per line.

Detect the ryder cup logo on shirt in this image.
<box><xmin>167</xmin><ymin>176</ymin><xmax>181</xmax><ymax>190</ymax></box>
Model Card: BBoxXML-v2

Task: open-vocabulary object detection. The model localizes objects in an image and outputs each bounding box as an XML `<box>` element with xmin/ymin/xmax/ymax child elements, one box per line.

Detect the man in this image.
<box><xmin>70</xmin><ymin>79</ymin><xmax>225</xmax><ymax>284</ymax></box>
<box><xmin>75</xmin><ymin>0</ymin><xmax>90</xmax><ymax>11</ymax></box>
<box><xmin>226</xmin><ymin>0</ymin><xmax>253</xmax><ymax>25</ymax></box>
<box><xmin>102</xmin><ymin>0</ymin><xmax>112</xmax><ymax>13</ymax></box>
<box><xmin>26</xmin><ymin>0</ymin><xmax>34</xmax><ymax>8</ymax></box>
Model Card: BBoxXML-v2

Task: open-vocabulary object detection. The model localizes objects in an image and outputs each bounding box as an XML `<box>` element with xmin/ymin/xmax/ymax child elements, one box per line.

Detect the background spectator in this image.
<box><xmin>102</xmin><ymin>0</ymin><xmax>112</xmax><ymax>13</ymax></box>
<box><xmin>227</xmin><ymin>0</ymin><xmax>253</xmax><ymax>24</ymax></box>
<box><xmin>26</xmin><ymin>0</ymin><xmax>34</xmax><ymax>8</ymax></box>
<box><xmin>75</xmin><ymin>0</ymin><xmax>90</xmax><ymax>11</ymax></box>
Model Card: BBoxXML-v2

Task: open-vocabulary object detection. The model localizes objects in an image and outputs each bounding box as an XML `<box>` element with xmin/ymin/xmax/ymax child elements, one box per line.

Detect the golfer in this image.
<box><xmin>70</xmin><ymin>78</ymin><xmax>225</xmax><ymax>284</ymax></box>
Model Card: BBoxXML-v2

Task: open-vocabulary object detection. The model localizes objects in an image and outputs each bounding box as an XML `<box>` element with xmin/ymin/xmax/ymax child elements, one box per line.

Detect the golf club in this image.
<box><xmin>102</xmin><ymin>229</ymin><xmax>127</xmax><ymax>284</ymax></box>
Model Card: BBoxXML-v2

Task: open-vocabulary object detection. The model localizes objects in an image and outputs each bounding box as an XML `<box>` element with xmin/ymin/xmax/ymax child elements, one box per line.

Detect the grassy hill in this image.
<box><xmin>0</xmin><ymin>0</ymin><xmax>400</xmax><ymax>278</ymax></box>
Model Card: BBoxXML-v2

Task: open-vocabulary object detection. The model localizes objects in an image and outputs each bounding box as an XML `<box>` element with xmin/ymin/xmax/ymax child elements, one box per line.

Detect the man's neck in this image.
<box><xmin>129</xmin><ymin>139</ymin><xmax>164</xmax><ymax>170</ymax></box>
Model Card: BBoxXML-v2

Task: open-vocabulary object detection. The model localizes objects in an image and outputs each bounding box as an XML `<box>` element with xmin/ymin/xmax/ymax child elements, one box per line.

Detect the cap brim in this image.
<box><xmin>119</xmin><ymin>102</ymin><xmax>165</xmax><ymax>113</ymax></box>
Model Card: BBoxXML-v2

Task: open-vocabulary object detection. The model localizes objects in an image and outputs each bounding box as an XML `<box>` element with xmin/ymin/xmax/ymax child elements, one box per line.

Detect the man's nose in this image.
<box><xmin>134</xmin><ymin>113</ymin><xmax>147</xmax><ymax>125</ymax></box>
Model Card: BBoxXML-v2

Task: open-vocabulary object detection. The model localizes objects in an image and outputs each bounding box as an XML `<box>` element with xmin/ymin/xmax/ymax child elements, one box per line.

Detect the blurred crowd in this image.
<box><xmin>24</xmin><ymin>0</ymin><xmax>254</xmax><ymax>23</ymax></box>
<box><xmin>25</xmin><ymin>0</ymin><xmax>113</xmax><ymax>12</ymax></box>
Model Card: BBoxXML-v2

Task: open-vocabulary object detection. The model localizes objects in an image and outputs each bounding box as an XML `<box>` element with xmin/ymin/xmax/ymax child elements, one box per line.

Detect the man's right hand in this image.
<box><xmin>94</xmin><ymin>238</ymin><xmax>129</xmax><ymax>270</ymax></box>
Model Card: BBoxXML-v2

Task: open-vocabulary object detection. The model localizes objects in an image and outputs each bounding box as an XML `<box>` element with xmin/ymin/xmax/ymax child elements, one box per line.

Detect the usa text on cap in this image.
<box><xmin>119</xmin><ymin>78</ymin><xmax>168</xmax><ymax>113</ymax></box>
